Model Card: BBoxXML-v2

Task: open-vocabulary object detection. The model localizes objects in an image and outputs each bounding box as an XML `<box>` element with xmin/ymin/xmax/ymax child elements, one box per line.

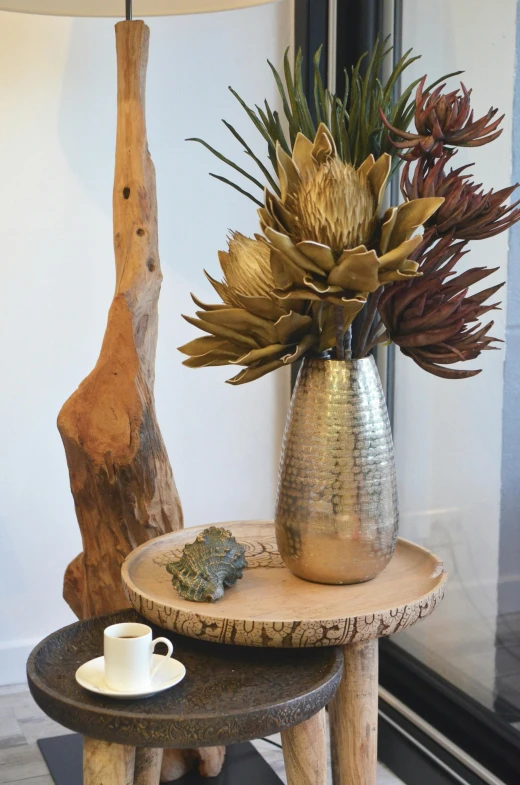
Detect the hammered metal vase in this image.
<box><xmin>275</xmin><ymin>356</ymin><xmax>398</xmax><ymax>584</ymax></box>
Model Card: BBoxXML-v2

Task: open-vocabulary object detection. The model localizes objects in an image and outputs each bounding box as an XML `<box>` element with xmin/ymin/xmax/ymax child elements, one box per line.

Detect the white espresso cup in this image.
<box><xmin>104</xmin><ymin>622</ymin><xmax>174</xmax><ymax>692</ymax></box>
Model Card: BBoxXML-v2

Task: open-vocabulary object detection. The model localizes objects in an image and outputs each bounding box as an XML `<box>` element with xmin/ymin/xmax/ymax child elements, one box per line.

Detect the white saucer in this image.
<box><xmin>75</xmin><ymin>654</ymin><xmax>186</xmax><ymax>699</ymax></box>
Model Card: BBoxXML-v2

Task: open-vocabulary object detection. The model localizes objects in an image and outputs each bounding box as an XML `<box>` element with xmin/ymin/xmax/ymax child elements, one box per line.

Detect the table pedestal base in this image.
<box><xmin>281</xmin><ymin>707</ymin><xmax>327</xmax><ymax>785</ymax></box>
<box><xmin>83</xmin><ymin>738</ymin><xmax>135</xmax><ymax>785</ymax></box>
<box><xmin>329</xmin><ymin>640</ymin><xmax>379</xmax><ymax>785</ymax></box>
<box><xmin>135</xmin><ymin>748</ymin><xmax>163</xmax><ymax>784</ymax></box>
<box><xmin>81</xmin><ymin>719</ymin><xmax>329</xmax><ymax>785</ymax></box>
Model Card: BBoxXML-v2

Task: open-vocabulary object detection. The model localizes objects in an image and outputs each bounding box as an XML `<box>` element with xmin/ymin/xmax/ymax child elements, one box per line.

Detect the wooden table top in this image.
<box><xmin>27</xmin><ymin>609</ymin><xmax>342</xmax><ymax>749</ymax></box>
<box><xmin>122</xmin><ymin>521</ymin><xmax>446</xmax><ymax>648</ymax></box>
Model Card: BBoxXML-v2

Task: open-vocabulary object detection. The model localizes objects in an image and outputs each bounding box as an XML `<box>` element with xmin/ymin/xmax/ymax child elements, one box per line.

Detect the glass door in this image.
<box><xmin>392</xmin><ymin>0</ymin><xmax>520</xmax><ymax>728</ymax></box>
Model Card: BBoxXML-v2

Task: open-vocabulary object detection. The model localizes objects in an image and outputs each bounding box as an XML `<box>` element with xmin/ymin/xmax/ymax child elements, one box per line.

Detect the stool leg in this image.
<box><xmin>83</xmin><ymin>738</ymin><xmax>135</xmax><ymax>785</ymax></box>
<box><xmin>134</xmin><ymin>748</ymin><xmax>163</xmax><ymax>785</ymax></box>
<box><xmin>281</xmin><ymin>708</ymin><xmax>327</xmax><ymax>785</ymax></box>
<box><xmin>329</xmin><ymin>640</ymin><xmax>378</xmax><ymax>785</ymax></box>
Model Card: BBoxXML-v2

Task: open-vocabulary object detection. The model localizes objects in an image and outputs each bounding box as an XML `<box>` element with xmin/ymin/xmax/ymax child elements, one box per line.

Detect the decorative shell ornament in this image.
<box><xmin>166</xmin><ymin>527</ymin><xmax>248</xmax><ymax>602</ymax></box>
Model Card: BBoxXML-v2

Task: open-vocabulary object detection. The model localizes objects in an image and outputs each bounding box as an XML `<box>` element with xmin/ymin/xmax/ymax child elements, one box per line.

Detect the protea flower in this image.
<box><xmin>402</xmin><ymin>154</ymin><xmax>520</xmax><ymax>240</ymax></box>
<box><xmin>378</xmin><ymin>238</ymin><xmax>503</xmax><ymax>378</ymax></box>
<box><xmin>178</xmin><ymin>233</ymin><xmax>316</xmax><ymax>385</ymax></box>
<box><xmin>259</xmin><ymin>123</ymin><xmax>443</xmax><ymax>314</ymax></box>
<box><xmin>381</xmin><ymin>78</ymin><xmax>503</xmax><ymax>160</ymax></box>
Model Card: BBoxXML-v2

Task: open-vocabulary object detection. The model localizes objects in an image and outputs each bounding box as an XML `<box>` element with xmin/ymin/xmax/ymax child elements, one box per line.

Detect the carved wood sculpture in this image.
<box><xmin>57</xmin><ymin>20</ymin><xmax>224</xmax><ymax>782</ymax></box>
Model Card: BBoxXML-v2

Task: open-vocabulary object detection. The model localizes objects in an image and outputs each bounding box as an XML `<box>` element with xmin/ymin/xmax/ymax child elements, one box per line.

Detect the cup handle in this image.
<box><xmin>151</xmin><ymin>637</ymin><xmax>174</xmax><ymax>680</ymax></box>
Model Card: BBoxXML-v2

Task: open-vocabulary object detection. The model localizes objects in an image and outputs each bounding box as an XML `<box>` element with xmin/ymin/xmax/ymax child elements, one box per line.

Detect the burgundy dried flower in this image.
<box><xmin>402</xmin><ymin>154</ymin><xmax>520</xmax><ymax>240</ymax></box>
<box><xmin>378</xmin><ymin>239</ymin><xmax>503</xmax><ymax>378</ymax></box>
<box><xmin>381</xmin><ymin>78</ymin><xmax>504</xmax><ymax>160</ymax></box>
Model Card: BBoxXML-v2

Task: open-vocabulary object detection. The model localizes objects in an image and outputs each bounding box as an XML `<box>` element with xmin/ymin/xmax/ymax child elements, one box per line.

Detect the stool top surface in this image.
<box><xmin>122</xmin><ymin>521</ymin><xmax>446</xmax><ymax>648</ymax></box>
<box><xmin>27</xmin><ymin>609</ymin><xmax>342</xmax><ymax>749</ymax></box>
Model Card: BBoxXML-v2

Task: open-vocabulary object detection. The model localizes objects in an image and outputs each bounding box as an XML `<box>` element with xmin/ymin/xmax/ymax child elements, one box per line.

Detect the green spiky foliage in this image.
<box><xmin>188</xmin><ymin>37</ymin><xmax>462</xmax><ymax>206</ymax></box>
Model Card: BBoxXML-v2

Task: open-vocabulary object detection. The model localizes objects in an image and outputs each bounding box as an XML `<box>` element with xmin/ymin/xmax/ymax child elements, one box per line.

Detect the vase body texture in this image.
<box><xmin>275</xmin><ymin>356</ymin><xmax>398</xmax><ymax>584</ymax></box>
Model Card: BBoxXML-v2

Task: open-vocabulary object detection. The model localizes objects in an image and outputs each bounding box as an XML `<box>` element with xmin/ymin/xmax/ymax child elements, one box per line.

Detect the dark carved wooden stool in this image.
<box><xmin>27</xmin><ymin>609</ymin><xmax>343</xmax><ymax>785</ymax></box>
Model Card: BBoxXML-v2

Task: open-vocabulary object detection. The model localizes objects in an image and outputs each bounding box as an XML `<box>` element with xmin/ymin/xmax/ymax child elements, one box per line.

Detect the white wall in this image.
<box><xmin>0</xmin><ymin>2</ymin><xmax>292</xmax><ymax>684</ymax></box>
<box><xmin>394</xmin><ymin>0</ymin><xmax>516</xmax><ymax>705</ymax></box>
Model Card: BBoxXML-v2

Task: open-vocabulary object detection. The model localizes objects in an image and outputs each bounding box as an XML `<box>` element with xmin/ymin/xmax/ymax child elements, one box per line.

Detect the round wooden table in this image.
<box><xmin>28</xmin><ymin>608</ymin><xmax>343</xmax><ymax>785</ymax></box>
<box><xmin>123</xmin><ymin>520</ymin><xmax>447</xmax><ymax>785</ymax></box>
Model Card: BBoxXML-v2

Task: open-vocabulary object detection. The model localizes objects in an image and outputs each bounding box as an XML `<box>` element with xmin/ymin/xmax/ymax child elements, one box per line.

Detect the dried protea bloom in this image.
<box><xmin>259</xmin><ymin>123</ymin><xmax>443</xmax><ymax>315</ymax></box>
<box><xmin>178</xmin><ymin>233</ymin><xmax>316</xmax><ymax>385</ymax></box>
<box><xmin>381</xmin><ymin>78</ymin><xmax>503</xmax><ymax>160</ymax></box>
<box><xmin>378</xmin><ymin>240</ymin><xmax>503</xmax><ymax>378</ymax></box>
<box><xmin>402</xmin><ymin>155</ymin><xmax>520</xmax><ymax>240</ymax></box>
<box><xmin>214</xmin><ymin>232</ymin><xmax>274</xmax><ymax>303</ymax></box>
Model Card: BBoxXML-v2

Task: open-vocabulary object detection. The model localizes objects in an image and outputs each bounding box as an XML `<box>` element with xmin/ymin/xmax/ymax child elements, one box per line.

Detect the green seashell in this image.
<box><xmin>166</xmin><ymin>527</ymin><xmax>248</xmax><ymax>602</ymax></box>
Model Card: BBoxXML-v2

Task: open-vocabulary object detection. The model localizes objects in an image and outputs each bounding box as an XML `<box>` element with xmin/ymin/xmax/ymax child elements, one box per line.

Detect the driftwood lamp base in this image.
<box><xmin>58</xmin><ymin>20</ymin><xmax>183</xmax><ymax>619</ymax></box>
<box><xmin>57</xmin><ymin>20</ymin><xmax>223</xmax><ymax>780</ymax></box>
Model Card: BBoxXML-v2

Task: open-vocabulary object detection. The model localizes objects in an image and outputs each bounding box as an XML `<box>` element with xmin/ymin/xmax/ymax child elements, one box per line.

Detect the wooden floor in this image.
<box><xmin>0</xmin><ymin>684</ymin><xmax>403</xmax><ymax>784</ymax></box>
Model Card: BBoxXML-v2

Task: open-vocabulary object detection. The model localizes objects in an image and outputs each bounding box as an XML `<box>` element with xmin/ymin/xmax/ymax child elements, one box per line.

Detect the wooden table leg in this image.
<box><xmin>134</xmin><ymin>748</ymin><xmax>163</xmax><ymax>785</ymax></box>
<box><xmin>281</xmin><ymin>707</ymin><xmax>327</xmax><ymax>785</ymax></box>
<box><xmin>83</xmin><ymin>738</ymin><xmax>135</xmax><ymax>785</ymax></box>
<box><xmin>329</xmin><ymin>639</ymin><xmax>378</xmax><ymax>785</ymax></box>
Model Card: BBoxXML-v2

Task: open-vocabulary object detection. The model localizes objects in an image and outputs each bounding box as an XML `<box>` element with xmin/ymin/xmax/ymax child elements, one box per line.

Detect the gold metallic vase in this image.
<box><xmin>275</xmin><ymin>356</ymin><xmax>398</xmax><ymax>584</ymax></box>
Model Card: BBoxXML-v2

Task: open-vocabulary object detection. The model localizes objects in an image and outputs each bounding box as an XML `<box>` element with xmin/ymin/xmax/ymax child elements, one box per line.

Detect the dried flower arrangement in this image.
<box><xmin>179</xmin><ymin>40</ymin><xmax>520</xmax><ymax>383</ymax></box>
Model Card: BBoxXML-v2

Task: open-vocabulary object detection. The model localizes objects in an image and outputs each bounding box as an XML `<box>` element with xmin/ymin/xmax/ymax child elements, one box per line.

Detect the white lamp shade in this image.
<box><xmin>0</xmin><ymin>0</ymin><xmax>280</xmax><ymax>15</ymax></box>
